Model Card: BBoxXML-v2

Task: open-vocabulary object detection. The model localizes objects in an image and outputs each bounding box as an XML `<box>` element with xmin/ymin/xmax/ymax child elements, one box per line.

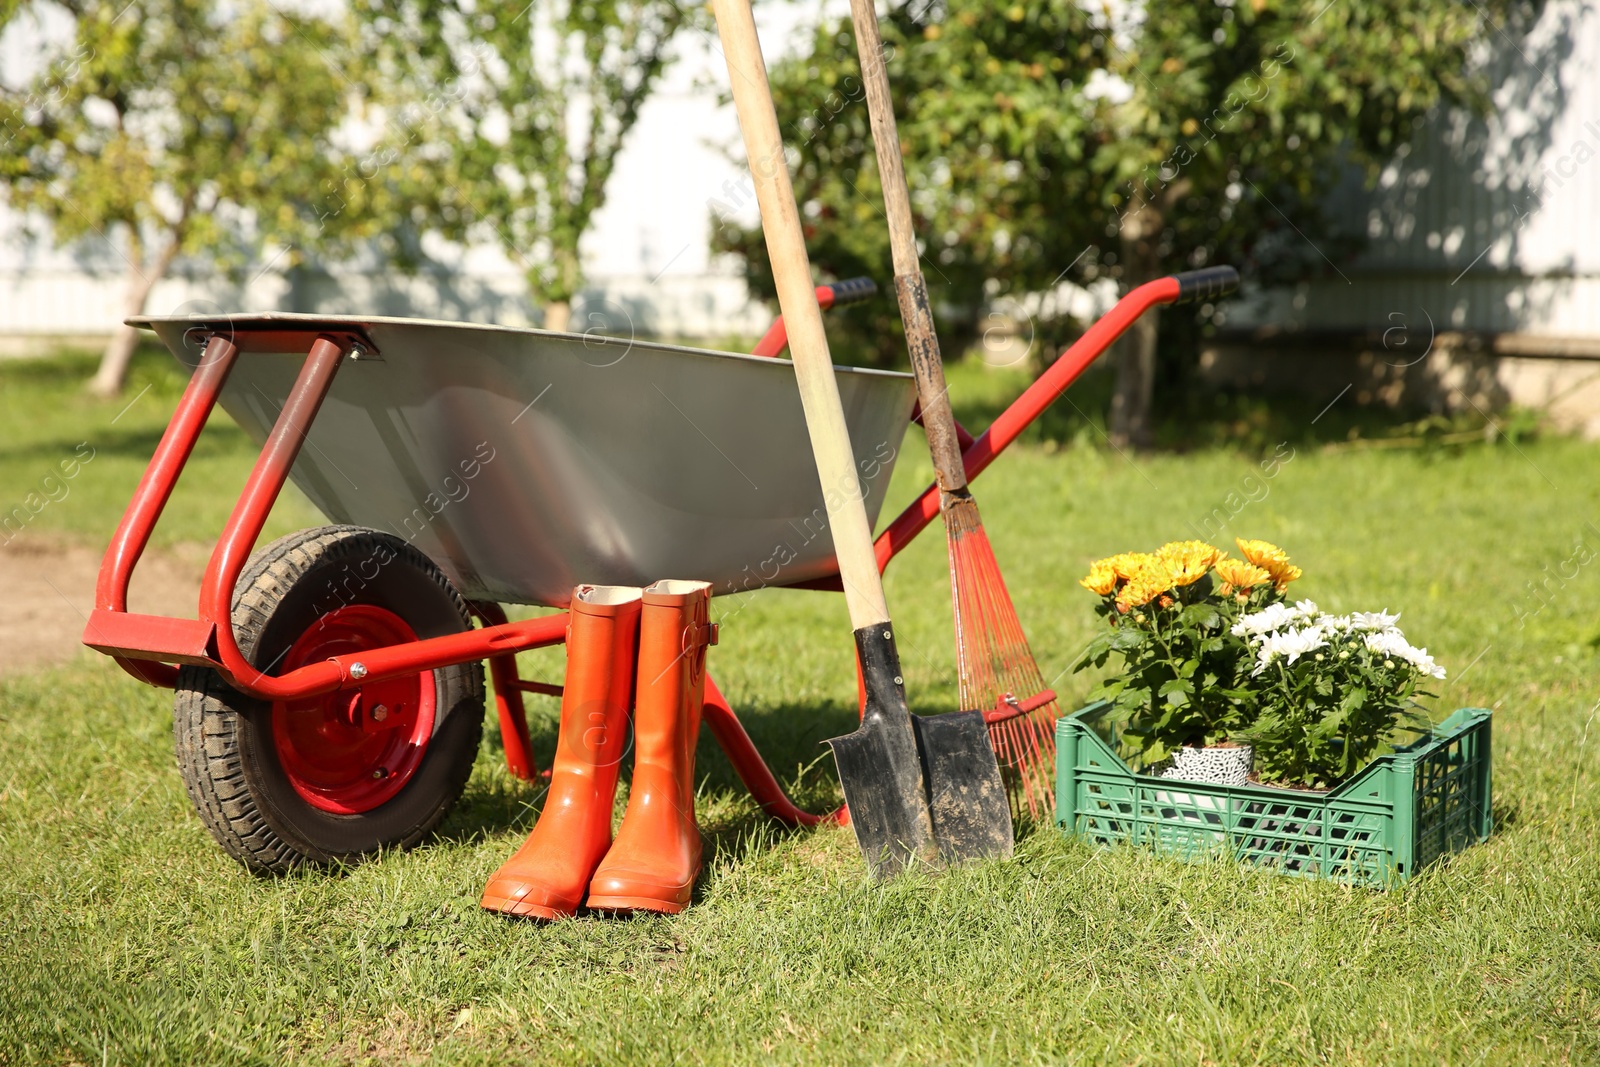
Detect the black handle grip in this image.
<box><xmin>1170</xmin><ymin>266</ymin><xmax>1239</xmax><ymax>305</ymax></box>
<box><xmin>826</xmin><ymin>276</ymin><xmax>879</xmax><ymax>307</ymax></box>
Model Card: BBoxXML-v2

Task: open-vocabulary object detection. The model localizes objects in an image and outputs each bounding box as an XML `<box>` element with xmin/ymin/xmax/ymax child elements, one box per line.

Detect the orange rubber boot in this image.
<box><xmin>586</xmin><ymin>580</ymin><xmax>715</xmax><ymax>914</ymax></box>
<box><xmin>480</xmin><ymin>585</ymin><xmax>642</xmax><ymax>919</ymax></box>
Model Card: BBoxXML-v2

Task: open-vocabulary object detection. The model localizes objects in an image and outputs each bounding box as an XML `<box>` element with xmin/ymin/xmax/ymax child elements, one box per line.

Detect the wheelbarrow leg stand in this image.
<box><xmin>702</xmin><ymin>675</ymin><xmax>844</xmax><ymax>828</ymax></box>
<box><xmin>469</xmin><ymin>600</ymin><xmax>561</xmax><ymax>782</ymax></box>
<box><xmin>486</xmin><ymin>652</ymin><xmax>537</xmax><ymax>779</ymax></box>
<box><xmin>89</xmin><ymin>332</ymin><xmax>243</xmax><ymax>689</ymax></box>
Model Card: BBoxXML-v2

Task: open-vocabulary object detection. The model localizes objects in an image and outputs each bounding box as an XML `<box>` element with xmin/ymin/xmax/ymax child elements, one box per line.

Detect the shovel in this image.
<box><xmin>712</xmin><ymin>0</ymin><xmax>1013</xmax><ymax>879</ymax></box>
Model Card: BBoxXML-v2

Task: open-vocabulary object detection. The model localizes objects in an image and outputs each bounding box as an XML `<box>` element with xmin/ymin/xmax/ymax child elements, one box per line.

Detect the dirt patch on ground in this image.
<box><xmin>0</xmin><ymin>537</ymin><xmax>207</xmax><ymax>676</ymax></box>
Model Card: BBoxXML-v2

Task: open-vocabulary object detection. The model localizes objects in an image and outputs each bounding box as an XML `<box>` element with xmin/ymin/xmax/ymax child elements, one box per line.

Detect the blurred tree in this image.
<box><xmin>715</xmin><ymin>0</ymin><xmax>1514</xmax><ymax>445</ymax></box>
<box><xmin>714</xmin><ymin>3</ymin><xmax>1106</xmax><ymax>368</ymax></box>
<box><xmin>0</xmin><ymin>0</ymin><xmax>378</xmax><ymax>396</ymax></box>
<box><xmin>367</xmin><ymin>0</ymin><xmax>701</xmax><ymax>331</ymax></box>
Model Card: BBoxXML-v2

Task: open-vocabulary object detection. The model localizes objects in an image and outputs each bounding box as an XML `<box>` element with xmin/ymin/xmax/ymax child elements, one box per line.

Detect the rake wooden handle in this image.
<box><xmin>847</xmin><ymin>0</ymin><xmax>968</xmax><ymax>494</ymax></box>
<box><xmin>713</xmin><ymin>0</ymin><xmax>891</xmax><ymax>631</ymax></box>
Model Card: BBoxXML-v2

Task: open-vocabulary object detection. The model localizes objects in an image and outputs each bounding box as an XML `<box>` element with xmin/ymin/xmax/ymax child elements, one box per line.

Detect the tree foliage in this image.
<box><xmin>715</xmin><ymin>0</ymin><xmax>1516</xmax><ymax>403</ymax></box>
<box><xmin>716</xmin><ymin>2</ymin><xmax>1108</xmax><ymax>366</ymax></box>
<box><xmin>2</xmin><ymin>0</ymin><xmax>699</xmax><ymax>392</ymax></box>
<box><xmin>363</xmin><ymin>0</ymin><xmax>702</xmax><ymax>329</ymax></box>
<box><xmin>0</xmin><ymin>0</ymin><xmax>378</xmax><ymax>394</ymax></box>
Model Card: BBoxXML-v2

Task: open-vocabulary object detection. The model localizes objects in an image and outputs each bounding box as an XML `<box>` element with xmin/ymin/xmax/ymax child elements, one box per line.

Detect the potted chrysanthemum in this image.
<box><xmin>1074</xmin><ymin>537</ymin><xmax>1450</xmax><ymax>790</ymax></box>
<box><xmin>1074</xmin><ymin>538</ymin><xmax>1305</xmax><ymax>785</ymax></box>
<box><xmin>1062</xmin><ymin>538</ymin><xmax>1489</xmax><ymax>886</ymax></box>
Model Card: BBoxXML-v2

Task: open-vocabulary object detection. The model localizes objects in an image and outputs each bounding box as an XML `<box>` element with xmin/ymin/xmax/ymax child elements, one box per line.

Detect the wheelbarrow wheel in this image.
<box><xmin>173</xmin><ymin>525</ymin><xmax>485</xmax><ymax>874</ymax></box>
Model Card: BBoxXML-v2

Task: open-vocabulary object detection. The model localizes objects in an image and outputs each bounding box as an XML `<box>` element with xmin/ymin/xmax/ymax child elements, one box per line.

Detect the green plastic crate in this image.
<box><xmin>1055</xmin><ymin>704</ymin><xmax>1493</xmax><ymax>887</ymax></box>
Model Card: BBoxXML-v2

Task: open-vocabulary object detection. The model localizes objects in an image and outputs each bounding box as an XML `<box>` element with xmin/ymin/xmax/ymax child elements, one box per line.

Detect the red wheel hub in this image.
<box><xmin>271</xmin><ymin>605</ymin><xmax>436</xmax><ymax>814</ymax></box>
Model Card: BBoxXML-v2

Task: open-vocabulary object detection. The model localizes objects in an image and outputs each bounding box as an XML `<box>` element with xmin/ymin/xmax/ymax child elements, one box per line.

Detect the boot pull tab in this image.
<box><xmin>681</xmin><ymin>622</ymin><xmax>719</xmax><ymax>652</ymax></box>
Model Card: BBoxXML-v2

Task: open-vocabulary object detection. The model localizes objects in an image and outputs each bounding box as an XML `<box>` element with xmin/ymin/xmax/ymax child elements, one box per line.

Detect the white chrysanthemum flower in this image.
<box><xmin>1250</xmin><ymin>624</ymin><xmax>1329</xmax><ymax>674</ymax></box>
<box><xmin>1294</xmin><ymin>599</ymin><xmax>1320</xmax><ymax>616</ymax></box>
<box><xmin>1275</xmin><ymin>624</ymin><xmax>1330</xmax><ymax>662</ymax></box>
<box><xmin>1251</xmin><ymin>647</ymin><xmax>1275</xmax><ymax>677</ymax></box>
<box><xmin>1349</xmin><ymin>610</ymin><xmax>1402</xmax><ymax>631</ymax></box>
<box><xmin>1362</xmin><ymin>628</ymin><xmax>1409</xmax><ymax>659</ymax></box>
<box><xmin>1363</xmin><ymin>628</ymin><xmax>1446</xmax><ymax>678</ymax></box>
<box><xmin>1232</xmin><ymin>601</ymin><xmax>1312</xmax><ymax>637</ymax></box>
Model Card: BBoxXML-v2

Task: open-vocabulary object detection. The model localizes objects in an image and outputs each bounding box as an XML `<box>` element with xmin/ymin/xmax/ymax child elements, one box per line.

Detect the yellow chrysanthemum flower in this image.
<box><xmin>1114</xmin><ymin>581</ymin><xmax>1158</xmax><ymax>612</ymax></box>
<box><xmin>1213</xmin><ymin>558</ymin><xmax>1271</xmax><ymax>592</ymax></box>
<box><xmin>1235</xmin><ymin>538</ymin><xmax>1290</xmax><ymax>570</ymax></box>
<box><xmin>1079</xmin><ymin>563</ymin><xmax>1118</xmax><ymax>596</ymax></box>
<box><xmin>1114</xmin><ymin>558</ymin><xmax>1173</xmax><ymax>611</ymax></box>
<box><xmin>1157</xmin><ymin>540</ymin><xmax>1227</xmax><ymax>566</ymax></box>
<box><xmin>1235</xmin><ymin>538</ymin><xmax>1302</xmax><ymax>590</ymax></box>
<box><xmin>1099</xmin><ymin>552</ymin><xmax>1153</xmax><ymax>580</ymax></box>
<box><xmin>1155</xmin><ymin>540</ymin><xmax>1226</xmax><ymax>587</ymax></box>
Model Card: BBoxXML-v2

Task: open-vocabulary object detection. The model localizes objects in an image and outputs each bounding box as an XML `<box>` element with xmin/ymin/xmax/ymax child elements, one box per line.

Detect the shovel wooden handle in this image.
<box><xmin>846</xmin><ymin>0</ymin><xmax>967</xmax><ymax>495</ymax></box>
<box><xmin>713</xmin><ymin>0</ymin><xmax>891</xmax><ymax>631</ymax></box>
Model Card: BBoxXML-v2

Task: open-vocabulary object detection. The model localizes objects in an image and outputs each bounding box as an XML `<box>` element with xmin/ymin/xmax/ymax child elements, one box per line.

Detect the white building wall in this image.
<box><xmin>1226</xmin><ymin>0</ymin><xmax>1600</xmax><ymax>340</ymax></box>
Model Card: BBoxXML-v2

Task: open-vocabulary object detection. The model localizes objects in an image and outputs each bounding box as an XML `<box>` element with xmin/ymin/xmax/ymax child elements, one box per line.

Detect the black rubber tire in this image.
<box><xmin>173</xmin><ymin>525</ymin><xmax>484</xmax><ymax>874</ymax></box>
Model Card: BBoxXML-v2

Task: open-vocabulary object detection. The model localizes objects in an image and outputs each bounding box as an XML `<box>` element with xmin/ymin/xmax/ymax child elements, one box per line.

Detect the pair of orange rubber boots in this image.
<box><xmin>481</xmin><ymin>580</ymin><xmax>714</xmax><ymax>919</ymax></box>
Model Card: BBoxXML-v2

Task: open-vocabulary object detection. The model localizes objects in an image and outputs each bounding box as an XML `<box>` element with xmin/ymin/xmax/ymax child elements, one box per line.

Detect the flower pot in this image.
<box><xmin>1159</xmin><ymin>744</ymin><xmax>1253</xmax><ymax>786</ymax></box>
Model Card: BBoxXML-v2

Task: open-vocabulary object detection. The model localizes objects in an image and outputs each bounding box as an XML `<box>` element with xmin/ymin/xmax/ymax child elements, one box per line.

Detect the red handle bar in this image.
<box><xmin>786</xmin><ymin>273</ymin><xmax>1197</xmax><ymax>591</ymax></box>
<box><xmin>750</xmin><ymin>277</ymin><xmax>878</xmax><ymax>358</ymax></box>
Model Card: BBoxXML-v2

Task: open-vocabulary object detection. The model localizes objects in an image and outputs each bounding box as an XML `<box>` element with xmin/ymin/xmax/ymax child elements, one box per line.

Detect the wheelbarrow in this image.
<box><xmin>83</xmin><ymin>268</ymin><xmax>1237</xmax><ymax>872</ymax></box>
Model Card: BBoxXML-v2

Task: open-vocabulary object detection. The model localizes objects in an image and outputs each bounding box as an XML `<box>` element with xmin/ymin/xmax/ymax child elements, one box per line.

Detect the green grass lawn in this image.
<box><xmin>2</xmin><ymin>347</ymin><xmax>1599</xmax><ymax>1064</ymax></box>
<box><xmin>0</xmin><ymin>347</ymin><xmax>319</xmax><ymax>550</ymax></box>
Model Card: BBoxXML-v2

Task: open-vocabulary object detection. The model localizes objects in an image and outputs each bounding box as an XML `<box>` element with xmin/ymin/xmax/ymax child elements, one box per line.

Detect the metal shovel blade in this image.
<box><xmin>827</xmin><ymin>707</ymin><xmax>936</xmax><ymax>877</ymax></box>
<box><xmin>912</xmin><ymin>709</ymin><xmax>1015</xmax><ymax>862</ymax></box>
<box><xmin>827</xmin><ymin>626</ymin><xmax>1013</xmax><ymax>879</ymax></box>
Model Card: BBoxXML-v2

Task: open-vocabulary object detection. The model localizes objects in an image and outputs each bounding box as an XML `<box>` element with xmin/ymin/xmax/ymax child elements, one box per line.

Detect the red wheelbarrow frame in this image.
<box><xmin>82</xmin><ymin>272</ymin><xmax>1216</xmax><ymax>828</ymax></box>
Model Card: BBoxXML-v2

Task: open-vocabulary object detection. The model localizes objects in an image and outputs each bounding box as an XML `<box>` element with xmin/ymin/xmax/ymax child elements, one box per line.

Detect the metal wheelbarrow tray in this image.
<box><xmin>82</xmin><ymin>270</ymin><xmax>1235</xmax><ymax>872</ymax></box>
<box><xmin>138</xmin><ymin>313</ymin><xmax>915</xmax><ymax>605</ymax></box>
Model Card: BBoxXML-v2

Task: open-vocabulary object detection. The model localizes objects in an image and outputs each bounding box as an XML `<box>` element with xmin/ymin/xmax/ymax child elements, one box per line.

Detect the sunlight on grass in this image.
<box><xmin>0</xmin><ymin>345</ymin><xmax>318</xmax><ymax>550</ymax></box>
<box><xmin>2</xmin><ymin>352</ymin><xmax>1598</xmax><ymax>1064</ymax></box>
